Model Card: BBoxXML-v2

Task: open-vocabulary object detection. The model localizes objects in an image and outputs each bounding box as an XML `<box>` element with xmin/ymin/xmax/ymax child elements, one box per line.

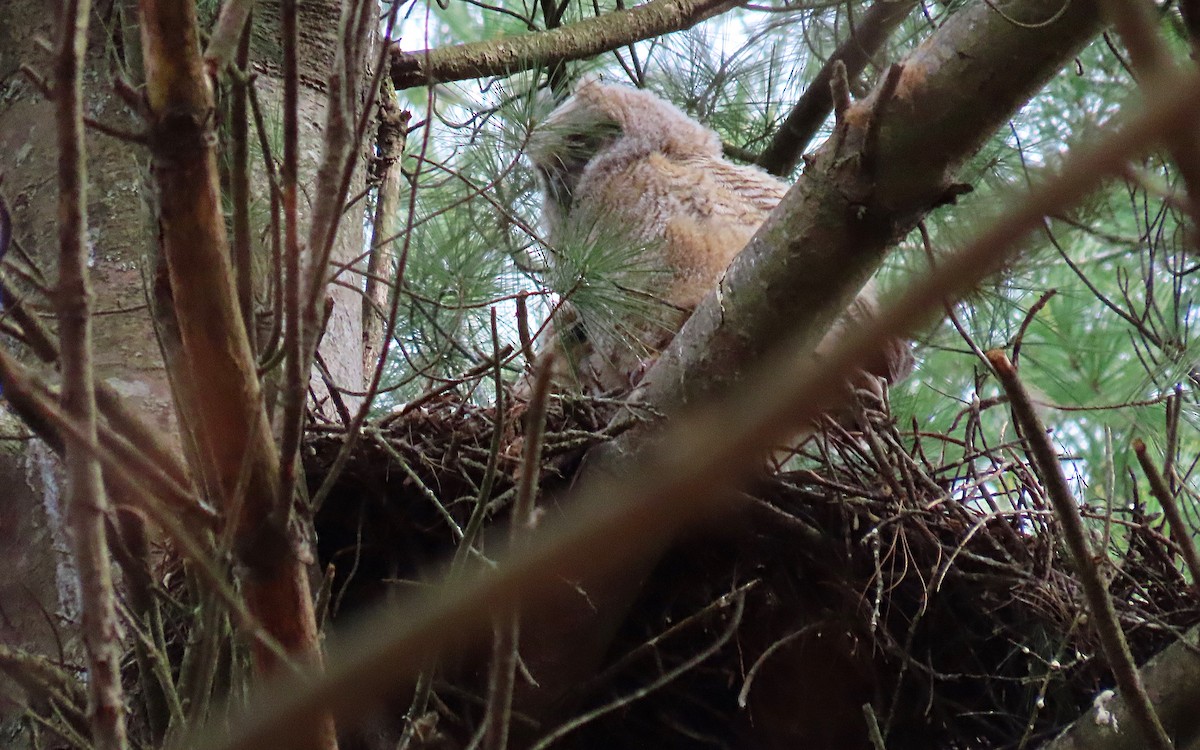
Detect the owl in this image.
<box><xmin>526</xmin><ymin>80</ymin><xmax>911</xmax><ymax>399</ymax></box>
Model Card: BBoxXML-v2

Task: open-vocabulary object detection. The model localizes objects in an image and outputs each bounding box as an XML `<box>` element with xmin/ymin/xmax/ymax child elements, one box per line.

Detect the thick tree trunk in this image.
<box><xmin>252</xmin><ymin>0</ymin><xmax>367</xmax><ymax>415</ymax></box>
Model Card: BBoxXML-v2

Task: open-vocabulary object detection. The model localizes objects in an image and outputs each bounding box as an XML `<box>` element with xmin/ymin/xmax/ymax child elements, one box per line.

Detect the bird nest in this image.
<box><xmin>305</xmin><ymin>391</ymin><xmax>1200</xmax><ymax>750</ymax></box>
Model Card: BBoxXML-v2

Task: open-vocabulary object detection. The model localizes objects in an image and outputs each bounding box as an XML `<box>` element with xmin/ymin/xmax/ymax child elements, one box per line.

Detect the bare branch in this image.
<box><xmin>138</xmin><ymin>2</ymin><xmax>334</xmax><ymax>746</ymax></box>
<box><xmin>988</xmin><ymin>351</ymin><xmax>1173</xmax><ymax>750</ymax></box>
<box><xmin>363</xmin><ymin>85</ymin><xmax>410</xmax><ymax>382</ymax></box>
<box><xmin>1133</xmin><ymin>439</ymin><xmax>1200</xmax><ymax>594</ymax></box>
<box><xmin>53</xmin><ymin>0</ymin><xmax>128</xmax><ymax>742</ymax></box>
<box><xmin>757</xmin><ymin>0</ymin><xmax>918</xmax><ymax>176</ymax></box>
<box><xmin>389</xmin><ymin>0</ymin><xmax>739</xmax><ymax>90</ymax></box>
<box><xmin>482</xmin><ymin>351</ymin><xmax>554</xmax><ymax>750</ymax></box>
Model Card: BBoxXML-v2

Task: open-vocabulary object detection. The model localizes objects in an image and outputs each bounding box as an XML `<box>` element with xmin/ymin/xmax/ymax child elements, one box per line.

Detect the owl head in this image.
<box><xmin>528</xmin><ymin>81</ymin><xmax>723</xmax><ymax>223</ymax></box>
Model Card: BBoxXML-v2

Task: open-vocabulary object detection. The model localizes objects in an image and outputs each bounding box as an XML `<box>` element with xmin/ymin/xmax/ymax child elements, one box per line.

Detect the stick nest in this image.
<box><xmin>305</xmin><ymin>391</ymin><xmax>1200</xmax><ymax>750</ymax></box>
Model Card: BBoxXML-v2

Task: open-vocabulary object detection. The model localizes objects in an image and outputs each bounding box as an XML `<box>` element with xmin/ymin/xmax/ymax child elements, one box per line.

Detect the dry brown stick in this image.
<box><xmin>482</xmin><ymin>351</ymin><xmax>554</xmax><ymax>750</ymax></box>
<box><xmin>388</xmin><ymin>0</ymin><xmax>738</xmax><ymax>90</ymax></box>
<box><xmin>1132</xmin><ymin>439</ymin><xmax>1200</xmax><ymax>591</ymax></box>
<box><xmin>987</xmin><ymin>350</ymin><xmax>1174</xmax><ymax>750</ymax></box>
<box><xmin>196</xmin><ymin>63</ymin><xmax>1200</xmax><ymax>750</ymax></box>
<box><xmin>363</xmin><ymin>85</ymin><xmax>410</xmax><ymax>383</ymax></box>
<box><xmin>230</xmin><ymin>22</ymin><xmax>255</xmax><ymax>353</ymax></box>
<box><xmin>275</xmin><ymin>0</ymin><xmax>306</xmax><ymax>537</ymax></box>
<box><xmin>53</xmin><ymin>0</ymin><xmax>128</xmax><ymax>742</ymax></box>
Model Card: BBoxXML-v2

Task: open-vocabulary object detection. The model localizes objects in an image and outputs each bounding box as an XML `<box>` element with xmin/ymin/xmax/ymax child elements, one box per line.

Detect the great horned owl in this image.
<box><xmin>527</xmin><ymin>80</ymin><xmax>911</xmax><ymax>398</ymax></box>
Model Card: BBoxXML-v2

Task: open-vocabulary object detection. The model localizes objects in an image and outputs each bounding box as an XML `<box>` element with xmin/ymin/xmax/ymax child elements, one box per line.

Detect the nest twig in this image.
<box><xmin>304</xmin><ymin>390</ymin><xmax>1200</xmax><ymax>750</ymax></box>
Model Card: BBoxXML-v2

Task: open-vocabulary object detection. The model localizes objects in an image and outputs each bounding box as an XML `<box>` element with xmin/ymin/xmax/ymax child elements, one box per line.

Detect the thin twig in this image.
<box><xmin>1133</xmin><ymin>438</ymin><xmax>1200</xmax><ymax>593</ymax></box>
<box><xmin>863</xmin><ymin>703</ymin><xmax>887</xmax><ymax>750</ymax></box>
<box><xmin>987</xmin><ymin>350</ymin><xmax>1174</xmax><ymax>750</ymax></box>
<box><xmin>1097</xmin><ymin>0</ymin><xmax>1200</xmax><ymax>230</ymax></box>
<box><xmin>482</xmin><ymin>350</ymin><xmax>554</xmax><ymax>750</ymax></box>
<box><xmin>402</xmin><ymin>310</ymin><xmax>508</xmax><ymax>750</ymax></box>
<box><xmin>230</xmin><ymin>21</ymin><xmax>255</xmax><ymax>353</ymax></box>
<box><xmin>53</xmin><ymin>0</ymin><xmax>128</xmax><ymax>741</ymax></box>
<box><xmin>276</xmin><ymin>0</ymin><xmax>306</xmax><ymax>526</ymax></box>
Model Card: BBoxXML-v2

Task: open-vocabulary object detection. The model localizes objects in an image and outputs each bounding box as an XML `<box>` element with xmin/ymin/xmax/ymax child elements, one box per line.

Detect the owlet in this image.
<box><xmin>526</xmin><ymin>80</ymin><xmax>912</xmax><ymax>398</ymax></box>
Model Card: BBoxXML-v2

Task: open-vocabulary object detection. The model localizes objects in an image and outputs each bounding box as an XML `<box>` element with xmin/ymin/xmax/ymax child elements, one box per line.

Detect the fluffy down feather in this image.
<box><xmin>527</xmin><ymin>80</ymin><xmax>912</xmax><ymax>397</ymax></box>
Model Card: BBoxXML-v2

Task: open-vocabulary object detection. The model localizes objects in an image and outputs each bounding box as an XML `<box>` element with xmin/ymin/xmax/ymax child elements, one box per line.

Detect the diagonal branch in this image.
<box><xmin>988</xmin><ymin>350</ymin><xmax>1173</xmax><ymax>750</ymax></box>
<box><xmin>508</xmin><ymin>0</ymin><xmax>1110</xmax><ymax>720</ymax></box>
<box><xmin>756</xmin><ymin>0</ymin><xmax>918</xmax><ymax>176</ymax></box>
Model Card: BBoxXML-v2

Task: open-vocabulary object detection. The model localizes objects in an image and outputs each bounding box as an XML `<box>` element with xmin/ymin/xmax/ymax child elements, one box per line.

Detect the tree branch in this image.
<box><xmin>756</xmin><ymin>0</ymin><xmax>918</xmax><ymax>176</ymax></box>
<box><xmin>988</xmin><ymin>351</ymin><xmax>1173</xmax><ymax>750</ymax></box>
<box><xmin>137</xmin><ymin>2</ymin><xmax>335</xmax><ymax>747</ymax></box>
<box><xmin>54</xmin><ymin>0</ymin><xmax>128</xmax><ymax>742</ymax></box>
<box><xmin>388</xmin><ymin>0</ymin><xmax>739</xmax><ymax>90</ymax></box>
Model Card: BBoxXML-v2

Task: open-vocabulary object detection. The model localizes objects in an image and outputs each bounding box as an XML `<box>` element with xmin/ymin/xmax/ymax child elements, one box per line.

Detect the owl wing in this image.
<box><xmin>688</xmin><ymin>157</ymin><xmax>790</xmax><ymax>216</ymax></box>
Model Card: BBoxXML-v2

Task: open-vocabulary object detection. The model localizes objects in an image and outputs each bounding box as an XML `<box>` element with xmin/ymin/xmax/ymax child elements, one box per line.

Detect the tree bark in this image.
<box><xmin>1044</xmin><ymin>625</ymin><xmax>1200</xmax><ymax>750</ymax></box>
